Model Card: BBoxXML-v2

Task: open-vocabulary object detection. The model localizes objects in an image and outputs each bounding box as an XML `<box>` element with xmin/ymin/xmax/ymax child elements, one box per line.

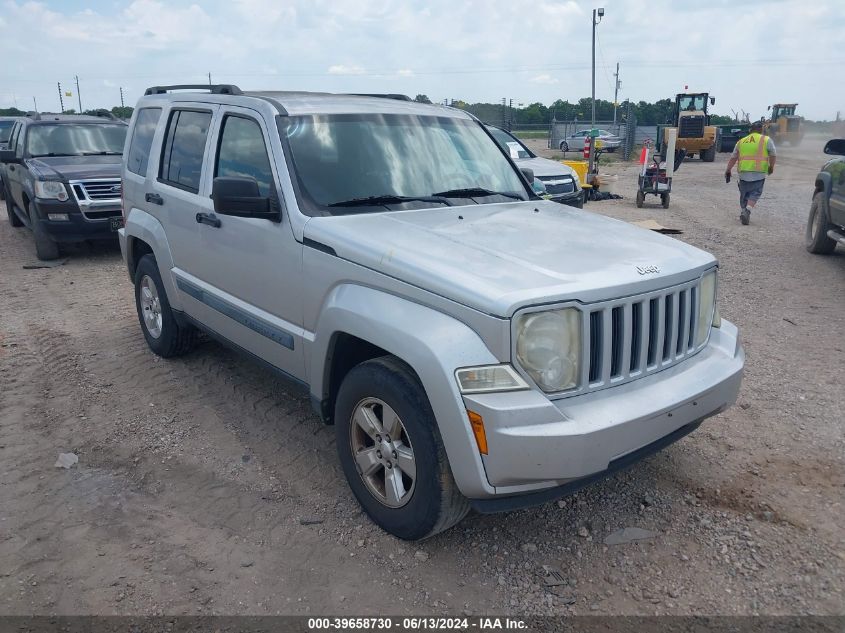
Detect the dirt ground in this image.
<box><xmin>0</xmin><ymin>136</ymin><xmax>842</xmax><ymax>617</ymax></box>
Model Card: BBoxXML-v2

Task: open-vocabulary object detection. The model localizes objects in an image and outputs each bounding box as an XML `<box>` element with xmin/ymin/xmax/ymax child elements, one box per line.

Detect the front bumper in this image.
<box><xmin>31</xmin><ymin>199</ymin><xmax>121</xmax><ymax>242</ymax></box>
<box><xmin>461</xmin><ymin>320</ymin><xmax>743</xmax><ymax>504</ymax></box>
<box><xmin>549</xmin><ymin>189</ymin><xmax>584</xmax><ymax>208</ymax></box>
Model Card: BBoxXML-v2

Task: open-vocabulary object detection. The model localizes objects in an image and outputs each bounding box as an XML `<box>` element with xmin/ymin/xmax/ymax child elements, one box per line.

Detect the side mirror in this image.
<box><xmin>520</xmin><ymin>167</ymin><xmax>534</xmax><ymax>183</ymax></box>
<box><xmin>710</xmin><ymin>97</ymin><xmax>716</xmax><ymax>106</ymax></box>
<box><xmin>0</xmin><ymin>149</ymin><xmax>19</xmax><ymax>163</ymax></box>
<box><xmin>823</xmin><ymin>139</ymin><xmax>845</xmax><ymax>156</ymax></box>
<box><xmin>211</xmin><ymin>177</ymin><xmax>279</xmax><ymax>221</ymax></box>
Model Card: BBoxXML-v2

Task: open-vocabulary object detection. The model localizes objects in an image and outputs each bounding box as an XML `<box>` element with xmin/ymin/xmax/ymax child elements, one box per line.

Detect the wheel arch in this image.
<box><xmin>123</xmin><ymin>211</ymin><xmax>182</xmax><ymax>310</ymax></box>
<box><xmin>814</xmin><ymin>172</ymin><xmax>832</xmax><ymax>200</ymax></box>
<box><xmin>309</xmin><ymin>284</ymin><xmax>500</xmax><ymax>498</ymax></box>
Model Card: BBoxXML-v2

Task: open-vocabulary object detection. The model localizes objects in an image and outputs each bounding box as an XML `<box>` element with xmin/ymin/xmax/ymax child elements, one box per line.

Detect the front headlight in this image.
<box><xmin>515</xmin><ymin>308</ymin><xmax>581</xmax><ymax>392</ymax></box>
<box><xmin>695</xmin><ymin>270</ymin><xmax>717</xmax><ymax>346</ymax></box>
<box><xmin>34</xmin><ymin>180</ymin><xmax>69</xmax><ymax>201</ymax></box>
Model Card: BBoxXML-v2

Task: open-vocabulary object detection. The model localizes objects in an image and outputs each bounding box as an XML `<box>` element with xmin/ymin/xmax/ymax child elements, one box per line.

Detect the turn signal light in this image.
<box><xmin>467</xmin><ymin>410</ymin><xmax>488</xmax><ymax>455</ymax></box>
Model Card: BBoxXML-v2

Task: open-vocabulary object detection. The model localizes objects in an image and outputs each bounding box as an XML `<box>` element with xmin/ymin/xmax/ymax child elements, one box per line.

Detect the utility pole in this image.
<box><xmin>501</xmin><ymin>97</ymin><xmax>506</xmax><ymax>128</ymax></box>
<box><xmin>208</xmin><ymin>72</ymin><xmax>212</xmax><ymax>86</ymax></box>
<box><xmin>613</xmin><ymin>62</ymin><xmax>620</xmax><ymax>125</ymax></box>
<box><xmin>75</xmin><ymin>75</ymin><xmax>82</xmax><ymax>112</ymax></box>
<box><xmin>120</xmin><ymin>86</ymin><xmax>125</xmax><ymax>108</ymax></box>
<box><xmin>589</xmin><ymin>8</ymin><xmax>605</xmax><ymax>180</ymax></box>
<box><xmin>32</xmin><ymin>96</ymin><xmax>37</xmax><ymax>111</ymax></box>
<box><xmin>509</xmin><ymin>98</ymin><xmax>513</xmax><ymax>130</ymax></box>
<box><xmin>58</xmin><ymin>82</ymin><xmax>65</xmax><ymax>113</ymax></box>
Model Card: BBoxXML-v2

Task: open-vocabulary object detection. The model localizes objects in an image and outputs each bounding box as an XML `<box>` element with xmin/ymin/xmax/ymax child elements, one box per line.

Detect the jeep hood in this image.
<box><xmin>26</xmin><ymin>155</ymin><xmax>122</xmax><ymax>181</ymax></box>
<box><xmin>304</xmin><ymin>201</ymin><xmax>716</xmax><ymax>317</ymax></box>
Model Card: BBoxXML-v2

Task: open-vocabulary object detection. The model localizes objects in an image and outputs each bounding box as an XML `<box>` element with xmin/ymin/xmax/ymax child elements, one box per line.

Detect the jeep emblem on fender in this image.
<box><xmin>637</xmin><ymin>265</ymin><xmax>661</xmax><ymax>275</ymax></box>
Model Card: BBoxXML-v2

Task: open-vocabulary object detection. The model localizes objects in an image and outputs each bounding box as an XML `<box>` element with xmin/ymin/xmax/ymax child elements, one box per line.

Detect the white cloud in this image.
<box><xmin>328</xmin><ymin>64</ymin><xmax>366</xmax><ymax>75</ymax></box>
<box><xmin>0</xmin><ymin>0</ymin><xmax>840</xmax><ymax>120</ymax></box>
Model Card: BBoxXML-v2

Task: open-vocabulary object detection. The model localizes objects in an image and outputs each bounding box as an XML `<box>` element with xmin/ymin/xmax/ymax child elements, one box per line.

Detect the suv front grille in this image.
<box><xmin>515</xmin><ymin>276</ymin><xmax>712</xmax><ymax>399</ymax></box>
<box><xmin>583</xmin><ymin>280</ymin><xmax>701</xmax><ymax>392</ymax></box>
<box><xmin>69</xmin><ymin>179</ymin><xmax>122</xmax><ymax>220</ymax></box>
<box><xmin>537</xmin><ymin>175</ymin><xmax>576</xmax><ymax>195</ymax></box>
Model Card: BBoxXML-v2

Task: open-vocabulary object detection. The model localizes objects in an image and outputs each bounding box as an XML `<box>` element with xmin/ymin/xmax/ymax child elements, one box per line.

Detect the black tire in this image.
<box><xmin>335</xmin><ymin>356</ymin><xmax>470</xmax><ymax>540</ymax></box>
<box><xmin>636</xmin><ymin>190</ymin><xmax>645</xmax><ymax>208</ymax></box>
<box><xmin>702</xmin><ymin>142</ymin><xmax>716</xmax><ymax>162</ymax></box>
<box><xmin>661</xmin><ymin>193</ymin><xmax>670</xmax><ymax>209</ymax></box>
<box><xmin>559</xmin><ymin>141</ymin><xmax>569</xmax><ymax>152</ymax></box>
<box><xmin>134</xmin><ymin>254</ymin><xmax>197</xmax><ymax>357</ymax></box>
<box><xmin>5</xmin><ymin>185</ymin><xmax>22</xmax><ymax>227</ymax></box>
<box><xmin>29</xmin><ymin>203</ymin><xmax>60</xmax><ymax>260</ymax></box>
<box><xmin>805</xmin><ymin>191</ymin><xmax>837</xmax><ymax>254</ymax></box>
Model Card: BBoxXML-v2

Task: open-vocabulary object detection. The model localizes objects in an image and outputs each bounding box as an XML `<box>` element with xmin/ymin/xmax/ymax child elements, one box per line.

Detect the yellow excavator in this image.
<box><xmin>765</xmin><ymin>104</ymin><xmax>803</xmax><ymax>146</ymax></box>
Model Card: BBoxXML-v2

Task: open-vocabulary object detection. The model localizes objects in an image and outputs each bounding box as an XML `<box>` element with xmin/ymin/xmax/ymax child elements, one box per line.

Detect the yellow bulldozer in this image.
<box><xmin>765</xmin><ymin>103</ymin><xmax>803</xmax><ymax>146</ymax></box>
<box><xmin>658</xmin><ymin>92</ymin><xmax>719</xmax><ymax>162</ymax></box>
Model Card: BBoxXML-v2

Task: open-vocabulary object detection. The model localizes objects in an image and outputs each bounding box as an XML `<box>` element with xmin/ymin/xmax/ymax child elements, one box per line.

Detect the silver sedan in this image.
<box><xmin>559</xmin><ymin>128</ymin><xmax>621</xmax><ymax>153</ymax></box>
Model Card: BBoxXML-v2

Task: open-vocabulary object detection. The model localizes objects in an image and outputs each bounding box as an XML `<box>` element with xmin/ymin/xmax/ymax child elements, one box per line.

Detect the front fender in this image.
<box><xmin>815</xmin><ymin>171</ymin><xmax>832</xmax><ymax>200</ymax></box>
<box><xmin>310</xmin><ymin>284</ymin><xmax>500</xmax><ymax>497</ymax></box>
<box><xmin>124</xmin><ymin>210</ymin><xmax>182</xmax><ymax>311</ymax></box>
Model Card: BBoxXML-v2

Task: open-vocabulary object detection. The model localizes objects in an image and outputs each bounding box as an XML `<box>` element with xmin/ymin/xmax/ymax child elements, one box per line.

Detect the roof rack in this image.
<box><xmin>348</xmin><ymin>93</ymin><xmax>412</xmax><ymax>102</ymax></box>
<box><xmin>25</xmin><ymin>111</ymin><xmax>41</xmax><ymax>120</ymax></box>
<box><xmin>144</xmin><ymin>84</ymin><xmax>243</xmax><ymax>96</ymax></box>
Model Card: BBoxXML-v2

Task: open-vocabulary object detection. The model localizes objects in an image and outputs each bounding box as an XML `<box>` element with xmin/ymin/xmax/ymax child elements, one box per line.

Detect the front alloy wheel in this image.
<box><xmin>349</xmin><ymin>398</ymin><xmax>416</xmax><ymax>508</ymax></box>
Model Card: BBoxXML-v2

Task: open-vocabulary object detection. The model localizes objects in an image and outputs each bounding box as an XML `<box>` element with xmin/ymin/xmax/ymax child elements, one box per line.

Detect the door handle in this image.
<box><xmin>196</xmin><ymin>212</ymin><xmax>221</xmax><ymax>228</ymax></box>
<box><xmin>145</xmin><ymin>192</ymin><xmax>163</xmax><ymax>205</ymax></box>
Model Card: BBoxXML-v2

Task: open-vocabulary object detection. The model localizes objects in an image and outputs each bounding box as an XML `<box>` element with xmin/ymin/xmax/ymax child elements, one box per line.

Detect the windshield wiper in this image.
<box><xmin>328</xmin><ymin>194</ymin><xmax>452</xmax><ymax>208</ymax></box>
<box><xmin>80</xmin><ymin>151</ymin><xmax>122</xmax><ymax>156</ymax></box>
<box><xmin>29</xmin><ymin>153</ymin><xmax>84</xmax><ymax>158</ymax></box>
<box><xmin>432</xmin><ymin>187</ymin><xmax>524</xmax><ymax>201</ymax></box>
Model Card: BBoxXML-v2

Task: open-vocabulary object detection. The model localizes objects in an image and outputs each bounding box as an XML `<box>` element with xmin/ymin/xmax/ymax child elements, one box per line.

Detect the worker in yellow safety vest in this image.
<box><xmin>725</xmin><ymin>120</ymin><xmax>777</xmax><ymax>225</ymax></box>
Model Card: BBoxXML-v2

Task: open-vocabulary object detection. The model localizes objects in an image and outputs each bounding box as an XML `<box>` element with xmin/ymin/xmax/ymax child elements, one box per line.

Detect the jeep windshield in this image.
<box><xmin>27</xmin><ymin>123</ymin><xmax>127</xmax><ymax>158</ymax></box>
<box><xmin>279</xmin><ymin>114</ymin><xmax>530</xmax><ymax>216</ymax></box>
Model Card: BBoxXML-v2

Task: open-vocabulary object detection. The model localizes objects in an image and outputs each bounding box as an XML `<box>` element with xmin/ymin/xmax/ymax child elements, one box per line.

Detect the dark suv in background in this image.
<box><xmin>806</xmin><ymin>139</ymin><xmax>845</xmax><ymax>254</ymax></box>
<box><xmin>0</xmin><ymin>112</ymin><xmax>127</xmax><ymax>260</ymax></box>
<box><xmin>0</xmin><ymin>116</ymin><xmax>22</xmax><ymax>200</ymax></box>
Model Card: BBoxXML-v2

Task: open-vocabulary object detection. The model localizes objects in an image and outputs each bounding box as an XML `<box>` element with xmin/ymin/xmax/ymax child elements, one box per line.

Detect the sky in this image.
<box><xmin>0</xmin><ymin>0</ymin><xmax>843</xmax><ymax>121</ymax></box>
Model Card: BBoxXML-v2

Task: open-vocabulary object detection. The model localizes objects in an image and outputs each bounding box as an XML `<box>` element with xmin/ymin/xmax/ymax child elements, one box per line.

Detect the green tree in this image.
<box><xmin>413</xmin><ymin>94</ymin><xmax>432</xmax><ymax>104</ymax></box>
<box><xmin>0</xmin><ymin>107</ymin><xmax>25</xmax><ymax>116</ymax></box>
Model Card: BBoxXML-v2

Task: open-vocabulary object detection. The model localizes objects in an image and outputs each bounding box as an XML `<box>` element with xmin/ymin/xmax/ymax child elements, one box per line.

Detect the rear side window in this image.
<box><xmin>127</xmin><ymin>108</ymin><xmax>161</xmax><ymax>176</ymax></box>
<box><xmin>159</xmin><ymin>110</ymin><xmax>212</xmax><ymax>192</ymax></box>
<box><xmin>215</xmin><ymin>116</ymin><xmax>273</xmax><ymax>197</ymax></box>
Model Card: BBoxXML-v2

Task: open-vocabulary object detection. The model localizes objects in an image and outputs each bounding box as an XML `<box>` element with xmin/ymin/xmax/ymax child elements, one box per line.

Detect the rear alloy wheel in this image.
<box><xmin>134</xmin><ymin>254</ymin><xmax>197</xmax><ymax>357</ymax></box>
<box><xmin>805</xmin><ymin>191</ymin><xmax>836</xmax><ymax>254</ymax></box>
<box><xmin>559</xmin><ymin>141</ymin><xmax>569</xmax><ymax>152</ymax></box>
<box><xmin>335</xmin><ymin>356</ymin><xmax>469</xmax><ymax>540</ymax></box>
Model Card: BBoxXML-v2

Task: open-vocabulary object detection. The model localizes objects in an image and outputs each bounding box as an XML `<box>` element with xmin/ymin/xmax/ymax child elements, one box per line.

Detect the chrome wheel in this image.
<box><xmin>349</xmin><ymin>397</ymin><xmax>416</xmax><ymax>508</ymax></box>
<box><xmin>139</xmin><ymin>275</ymin><xmax>163</xmax><ymax>339</ymax></box>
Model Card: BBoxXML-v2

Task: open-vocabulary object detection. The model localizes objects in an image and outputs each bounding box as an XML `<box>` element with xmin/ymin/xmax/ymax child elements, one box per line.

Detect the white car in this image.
<box><xmin>559</xmin><ymin>128</ymin><xmax>621</xmax><ymax>153</ymax></box>
<box><xmin>486</xmin><ymin>125</ymin><xmax>583</xmax><ymax>208</ymax></box>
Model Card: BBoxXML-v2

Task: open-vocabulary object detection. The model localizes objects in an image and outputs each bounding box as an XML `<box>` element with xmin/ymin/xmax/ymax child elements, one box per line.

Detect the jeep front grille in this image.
<box><xmin>69</xmin><ymin>179</ymin><xmax>122</xmax><ymax>220</ymax></box>
<box><xmin>515</xmin><ymin>277</ymin><xmax>712</xmax><ymax>399</ymax></box>
<box><xmin>582</xmin><ymin>280</ymin><xmax>703</xmax><ymax>393</ymax></box>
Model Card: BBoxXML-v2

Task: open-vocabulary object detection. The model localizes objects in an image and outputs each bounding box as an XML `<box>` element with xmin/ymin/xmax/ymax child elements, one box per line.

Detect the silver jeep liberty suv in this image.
<box><xmin>119</xmin><ymin>84</ymin><xmax>744</xmax><ymax>539</ymax></box>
